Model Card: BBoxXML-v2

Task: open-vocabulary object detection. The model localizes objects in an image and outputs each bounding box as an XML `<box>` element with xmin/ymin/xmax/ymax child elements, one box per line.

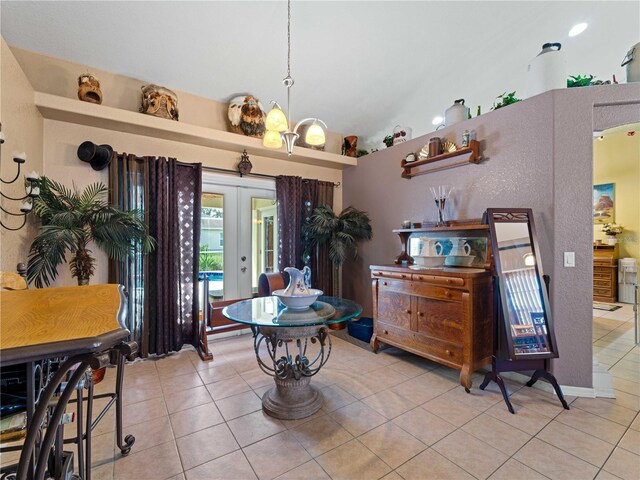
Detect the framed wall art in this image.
<box><xmin>593</xmin><ymin>183</ymin><xmax>615</xmax><ymax>225</ymax></box>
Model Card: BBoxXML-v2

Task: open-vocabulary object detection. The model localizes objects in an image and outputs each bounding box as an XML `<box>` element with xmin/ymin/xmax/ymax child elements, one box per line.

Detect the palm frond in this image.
<box><xmin>79</xmin><ymin>182</ymin><xmax>108</xmax><ymax>208</ymax></box>
<box><xmin>27</xmin><ymin>225</ymin><xmax>83</xmax><ymax>288</ymax></box>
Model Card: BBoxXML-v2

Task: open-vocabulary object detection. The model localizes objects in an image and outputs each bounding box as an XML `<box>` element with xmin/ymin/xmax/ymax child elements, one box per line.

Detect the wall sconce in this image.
<box><xmin>0</xmin><ymin>123</ymin><xmax>40</xmax><ymax>231</ymax></box>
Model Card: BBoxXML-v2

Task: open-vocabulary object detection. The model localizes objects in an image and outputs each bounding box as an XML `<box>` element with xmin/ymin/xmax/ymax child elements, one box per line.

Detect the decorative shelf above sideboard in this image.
<box><xmin>33</xmin><ymin>92</ymin><xmax>357</xmax><ymax>170</ymax></box>
<box><xmin>401</xmin><ymin>139</ymin><xmax>482</xmax><ymax>178</ymax></box>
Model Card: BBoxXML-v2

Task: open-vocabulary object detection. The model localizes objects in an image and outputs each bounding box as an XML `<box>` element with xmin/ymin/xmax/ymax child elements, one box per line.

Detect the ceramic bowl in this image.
<box><xmin>445</xmin><ymin>255</ymin><xmax>475</xmax><ymax>267</ymax></box>
<box><xmin>272</xmin><ymin>289</ymin><xmax>323</xmax><ymax>310</ymax></box>
<box><xmin>414</xmin><ymin>255</ymin><xmax>445</xmax><ymax>268</ymax></box>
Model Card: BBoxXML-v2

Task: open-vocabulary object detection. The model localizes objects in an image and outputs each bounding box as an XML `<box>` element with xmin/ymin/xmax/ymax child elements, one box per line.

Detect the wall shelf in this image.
<box><xmin>401</xmin><ymin>139</ymin><xmax>481</xmax><ymax>178</ymax></box>
<box><xmin>33</xmin><ymin>92</ymin><xmax>357</xmax><ymax>170</ymax></box>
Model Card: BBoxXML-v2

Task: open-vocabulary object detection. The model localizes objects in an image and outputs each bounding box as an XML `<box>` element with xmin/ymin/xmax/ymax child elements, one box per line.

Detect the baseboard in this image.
<box><xmin>208</xmin><ymin>328</ymin><xmax>252</xmax><ymax>340</ymax></box>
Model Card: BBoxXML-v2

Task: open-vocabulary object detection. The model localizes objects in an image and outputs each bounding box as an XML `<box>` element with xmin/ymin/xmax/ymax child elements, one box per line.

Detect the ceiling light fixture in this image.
<box><xmin>264</xmin><ymin>0</ymin><xmax>326</xmax><ymax>156</ymax></box>
<box><xmin>432</xmin><ymin>116</ymin><xmax>444</xmax><ymax>125</ymax></box>
<box><xmin>568</xmin><ymin>23</ymin><xmax>588</xmax><ymax>37</ymax></box>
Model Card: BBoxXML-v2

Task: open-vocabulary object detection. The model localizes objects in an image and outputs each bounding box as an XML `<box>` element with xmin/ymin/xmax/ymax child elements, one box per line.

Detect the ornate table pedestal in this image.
<box><xmin>253</xmin><ymin>325</ymin><xmax>331</xmax><ymax>420</ymax></box>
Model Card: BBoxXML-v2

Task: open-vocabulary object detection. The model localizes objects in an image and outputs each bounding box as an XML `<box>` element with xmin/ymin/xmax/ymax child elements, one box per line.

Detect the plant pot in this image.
<box><xmin>607</xmin><ymin>236</ymin><xmax>617</xmax><ymax>245</ymax></box>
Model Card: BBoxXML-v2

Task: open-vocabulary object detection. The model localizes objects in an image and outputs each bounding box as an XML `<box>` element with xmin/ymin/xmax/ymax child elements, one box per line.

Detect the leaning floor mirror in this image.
<box><xmin>482</xmin><ymin>208</ymin><xmax>569</xmax><ymax>414</ymax></box>
<box><xmin>487</xmin><ymin>208</ymin><xmax>559</xmax><ymax>360</ymax></box>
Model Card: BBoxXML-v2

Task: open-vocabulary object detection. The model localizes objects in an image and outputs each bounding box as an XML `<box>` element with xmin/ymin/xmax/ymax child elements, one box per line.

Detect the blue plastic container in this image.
<box><xmin>347</xmin><ymin>317</ymin><xmax>374</xmax><ymax>343</ymax></box>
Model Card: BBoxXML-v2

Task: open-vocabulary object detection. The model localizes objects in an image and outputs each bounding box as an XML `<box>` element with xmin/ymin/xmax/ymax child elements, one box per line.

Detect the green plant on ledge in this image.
<box><xmin>27</xmin><ymin>177</ymin><xmax>155</xmax><ymax>288</ymax></box>
<box><xmin>491</xmin><ymin>91</ymin><xmax>521</xmax><ymax>110</ymax></box>
<box><xmin>567</xmin><ymin>74</ymin><xmax>596</xmax><ymax>88</ymax></box>
<box><xmin>200</xmin><ymin>244</ymin><xmax>223</xmax><ymax>271</ymax></box>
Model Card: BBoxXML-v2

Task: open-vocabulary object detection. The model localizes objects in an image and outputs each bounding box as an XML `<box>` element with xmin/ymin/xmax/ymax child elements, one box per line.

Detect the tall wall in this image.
<box><xmin>343</xmin><ymin>84</ymin><xmax>640</xmax><ymax>388</ymax></box>
<box><xmin>0</xmin><ymin>39</ymin><xmax>44</xmax><ymax>272</ymax></box>
<box><xmin>593</xmin><ymin>128</ymin><xmax>640</xmax><ymax>261</ymax></box>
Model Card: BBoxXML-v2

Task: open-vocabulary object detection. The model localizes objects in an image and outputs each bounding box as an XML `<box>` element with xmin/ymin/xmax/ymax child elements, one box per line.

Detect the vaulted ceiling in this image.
<box><xmin>2</xmin><ymin>1</ymin><xmax>638</xmax><ymax>147</ymax></box>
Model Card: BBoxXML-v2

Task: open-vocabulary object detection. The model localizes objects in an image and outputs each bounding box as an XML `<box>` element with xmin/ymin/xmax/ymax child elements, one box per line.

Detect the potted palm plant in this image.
<box><xmin>27</xmin><ymin>177</ymin><xmax>155</xmax><ymax>288</ymax></box>
<box><xmin>303</xmin><ymin>205</ymin><xmax>373</xmax><ymax>297</ymax></box>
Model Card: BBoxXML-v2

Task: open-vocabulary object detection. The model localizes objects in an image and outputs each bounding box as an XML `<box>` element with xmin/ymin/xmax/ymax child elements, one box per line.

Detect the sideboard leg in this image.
<box><xmin>370</xmin><ymin>334</ymin><xmax>380</xmax><ymax>353</ymax></box>
<box><xmin>459</xmin><ymin>364</ymin><xmax>472</xmax><ymax>392</ymax></box>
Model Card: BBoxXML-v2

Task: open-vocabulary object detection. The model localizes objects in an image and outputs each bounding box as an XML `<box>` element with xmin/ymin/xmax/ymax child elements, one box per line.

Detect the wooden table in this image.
<box><xmin>1</xmin><ymin>284</ymin><xmax>137</xmax><ymax>480</ymax></box>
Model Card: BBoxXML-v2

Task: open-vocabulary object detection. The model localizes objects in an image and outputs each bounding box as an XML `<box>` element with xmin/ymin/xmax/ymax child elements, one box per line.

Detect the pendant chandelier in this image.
<box><xmin>263</xmin><ymin>0</ymin><xmax>327</xmax><ymax>156</ymax></box>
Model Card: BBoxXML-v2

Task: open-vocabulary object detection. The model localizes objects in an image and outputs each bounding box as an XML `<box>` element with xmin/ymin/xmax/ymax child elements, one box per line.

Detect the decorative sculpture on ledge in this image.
<box><xmin>0</xmin><ymin>123</ymin><xmax>40</xmax><ymax>231</ymax></box>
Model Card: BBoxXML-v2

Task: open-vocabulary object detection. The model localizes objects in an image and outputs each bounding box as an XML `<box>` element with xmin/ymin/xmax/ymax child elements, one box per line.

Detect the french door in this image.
<box><xmin>200</xmin><ymin>174</ymin><xmax>277</xmax><ymax>301</ymax></box>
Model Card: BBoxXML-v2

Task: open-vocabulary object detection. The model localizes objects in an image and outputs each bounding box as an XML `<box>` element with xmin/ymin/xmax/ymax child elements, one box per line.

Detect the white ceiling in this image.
<box><xmin>2</xmin><ymin>1</ymin><xmax>639</xmax><ymax>147</ymax></box>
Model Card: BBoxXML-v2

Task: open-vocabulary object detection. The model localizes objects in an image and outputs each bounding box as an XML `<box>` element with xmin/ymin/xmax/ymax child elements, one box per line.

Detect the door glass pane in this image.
<box><xmin>201</xmin><ymin>193</ymin><xmax>224</xmax><ymax>301</ymax></box>
<box><xmin>252</xmin><ymin>197</ymin><xmax>278</xmax><ymax>295</ymax></box>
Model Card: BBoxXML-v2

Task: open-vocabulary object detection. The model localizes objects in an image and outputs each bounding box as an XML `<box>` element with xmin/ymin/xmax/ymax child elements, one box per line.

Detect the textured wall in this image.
<box><xmin>343</xmin><ymin>84</ymin><xmax>640</xmax><ymax>388</ymax></box>
<box><xmin>0</xmin><ymin>38</ymin><xmax>44</xmax><ymax>273</ymax></box>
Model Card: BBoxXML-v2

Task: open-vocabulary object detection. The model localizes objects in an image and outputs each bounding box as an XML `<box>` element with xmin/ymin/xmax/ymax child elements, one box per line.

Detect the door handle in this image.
<box><xmin>241</xmin><ymin>256</ymin><xmax>247</xmax><ymax>262</ymax></box>
<box><xmin>241</xmin><ymin>267</ymin><xmax>247</xmax><ymax>273</ymax></box>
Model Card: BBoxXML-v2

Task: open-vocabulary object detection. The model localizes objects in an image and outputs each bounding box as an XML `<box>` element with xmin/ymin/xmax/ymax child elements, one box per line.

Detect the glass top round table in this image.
<box><xmin>222</xmin><ymin>295</ymin><xmax>363</xmax><ymax>420</ymax></box>
<box><xmin>222</xmin><ymin>295</ymin><xmax>362</xmax><ymax>328</ymax></box>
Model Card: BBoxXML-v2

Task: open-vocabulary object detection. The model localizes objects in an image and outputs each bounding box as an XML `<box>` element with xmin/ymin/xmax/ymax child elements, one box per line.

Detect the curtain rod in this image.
<box><xmin>108</xmin><ymin>148</ymin><xmax>340</xmax><ymax>188</ymax></box>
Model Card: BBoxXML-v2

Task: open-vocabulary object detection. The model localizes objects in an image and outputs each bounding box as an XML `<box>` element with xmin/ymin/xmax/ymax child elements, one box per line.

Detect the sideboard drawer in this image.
<box><xmin>372</xmin><ymin>270</ymin><xmax>411</xmax><ymax>281</ymax></box>
<box><xmin>594</xmin><ymin>287</ymin><xmax>612</xmax><ymax>297</ymax></box>
<box><xmin>594</xmin><ymin>279</ymin><xmax>612</xmax><ymax>288</ymax></box>
<box><xmin>412</xmin><ymin>274</ymin><xmax>466</xmax><ymax>288</ymax></box>
<box><xmin>377</xmin><ymin>321</ymin><xmax>462</xmax><ymax>367</ymax></box>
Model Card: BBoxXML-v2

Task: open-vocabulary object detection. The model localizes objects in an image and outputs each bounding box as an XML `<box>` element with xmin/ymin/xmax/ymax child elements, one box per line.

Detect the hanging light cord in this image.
<box><xmin>285</xmin><ymin>0</ymin><xmax>292</xmax><ymax>124</ymax></box>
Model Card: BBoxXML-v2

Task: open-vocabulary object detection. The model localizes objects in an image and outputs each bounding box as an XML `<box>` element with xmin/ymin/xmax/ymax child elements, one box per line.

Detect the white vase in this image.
<box><xmin>607</xmin><ymin>236</ymin><xmax>617</xmax><ymax>245</ymax></box>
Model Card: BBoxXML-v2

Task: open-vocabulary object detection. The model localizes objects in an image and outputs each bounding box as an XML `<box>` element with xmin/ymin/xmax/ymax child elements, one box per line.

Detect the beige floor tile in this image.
<box><xmin>631</xmin><ymin>414</ymin><xmax>640</xmax><ymax>431</ymax></box>
<box><xmin>485</xmin><ymin>401</ymin><xmax>551</xmax><ymax>436</ymax></box>
<box><xmin>361</xmin><ymin>389</ymin><xmax>416</xmax><ymax>419</ymax></box>
<box><xmin>157</xmin><ymin>361</ymin><xmax>198</xmax><ymax>379</ymax></box>
<box><xmin>291</xmin><ymin>415</ymin><xmax>353</xmax><ymax>457</ymax></box>
<box><xmin>122</xmin><ymin>396</ymin><xmax>168</xmax><ymax>427</ymax></box>
<box><xmin>613</xmin><ymin>377</ymin><xmax>640</xmax><ymax>396</ymax></box>
<box><xmin>536</xmin><ymin>420</ymin><xmax>615</xmax><ymax>467</ymax></box>
<box><xmin>439</xmin><ymin>385</ymin><xmax>503</xmax><ymax>412</ymax></box>
<box><xmin>433</xmin><ymin>429</ymin><xmax>508</xmax><ymax>479</ymax></box>
<box><xmin>359</xmin><ymin>422</ymin><xmax>427</xmax><ymax>468</ymax></box>
<box><xmin>618</xmin><ymin>427</ymin><xmax>640</xmax><ymax>455</ymax></box>
<box><xmin>320</xmin><ymin>385</ymin><xmax>358</xmax><ymax>412</ymax></box>
<box><xmin>604</xmin><ymin>390</ymin><xmax>640</xmax><ymax>412</ymax></box>
<box><xmin>329</xmin><ymin>401</ymin><xmax>388</xmax><ymax>436</ymax></box>
<box><xmin>123</xmin><ymin>370</ymin><xmax>161</xmax><ymax>389</ymax></box>
<box><xmin>509</xmin><ymin>387</ymin><xmax>570</xmax><ymax>419</ymax></box>
<box><xmin>595</xmin><ymin>470</ymin><xmax>626</xmax><ymax>480</ymax></box>
<box><xmin>396</xmin><ymin>448</ymin><xmax>475</xmax><ymax>480</ymax></box>
<box><xmin>393</xmin><ymin>373</ymin><xmax>456</xmax><ymax>405</ymax></box>
<box><xmin>184</xmin><ymin>450</ymin><xmax>257</xmax><ymax>480</ymax></box>
<box><xmin>380</xmin><ymin>472</ymin><xmax>404</xmax><ymax>480</ymax></box>
<box><xmin>113</xmin><ymin>440</ymin><xmax>182</xmax><ymax>480</ymax></box>
<box><xmin>316</xmin><ymin>439</ymin><xmax>391</xmax><ymax>480</ymax></box>
<box><xmin>386</xmin><ymin>358</ymin><xmax>433</xmax><ymax>378</ymax></box>
<box><xmin>488</xmin><ymin>458</ymin><xmax>547</xmax><ymax>480</ymax></box>
<box><xmin>169</xmin><ymin>402</ymin><xmax>225</xmax><ymax>438</ymax></box>
<box><xmin>160</xmin><ymin>372</ymin><xmax>204</xmax><ymax>394</ymax></box>
<box><xmin>164</xmin><ymin>385</ymin><xmax>213</xmax><ymax>414</ymax></box>
<box><xmin>462</xmin><ymin>413</ymin><xmax>531</xmax><ymax>456</ymax></box>
<box><xmin>91</xmin><ymin>462</ymin><xmax>114</xmax><ymax>480</ymax></box>
<box><xmin>393</xmin><ymin>406</ymin><xmax>457</xmax><ymax>446</ymax></box>
<box><xmin>228</xmin><ymin>410</ymin><xmax>286</xmax><ymax>447</ymax></box>
<box><xmin>363</xmin><ymin>366</ymin><xmax>410</xmax><ymax>389</ymax></box>
<box><xmin>514</xmin><ymin>438</ymin><xmax>599</xmax><ymax>480</ymax></box>
<box><xmin>335</xmin><ymin>373</ymin><xmax>385</xmax><ymax>399</ymax></box>
<box><xmin>610</xmin><ymin>367</ymin><xmax>640</xmax><ymax>383</ymax></box>
<box><xmin>205</xmin><ymin>375</ymin><xmax>251</xmax><ymax>400</ymax></box>
<box><xmin>215</xmin><ymin>390</ymin><xmax>263</xmax><ymax>421</ymax></box>
<box><xmin>274</xmin><ymin>460</ymin><xmax>330</xmax><ymax>480</ymax></box>
<box><xmin>279</xmin><ymin>409</ymin><xmax>326</xmax><ymax>430</ymax></box>
<box><xmin>603</xmin><ymin>447</ymin><xmax>640</xmax><ymax>480</ymax></box>
<box><xmin>572</xmin><ymin>397</ymin><xmax>638</xmax><ymax>426</ymax></box>
<box><xmin>196</xmin><ymin>363</ymin><xmax>238</xmax><ymax>384</ymax></box>
<box><xmin>422</xmin><ymin>395</ymin><xmax>482</xmax><ymax>427</ymax></box>
<box><xmin>243</xmin><ymin>431</ymin><xmax>312</xmax><ymax>480</ymax></box>
<box><xmin>123</xmin><ymin>382</ymin><xmax>164</xmax><ymax>406</ymax></box>
<box><xmin>556</xmin><ymin>406</ymin><xmax>627</xmax><ymax>444</ymax></box>
<box><xmin>176</xmin><ymin>423</ymin><xmax>239</xmax><ymax>471</ymax></box>
<box><xmin>241</xmin><ymin>369</ymin><xmax>276</xmax><ymax>390</ymax></box>
<box><xmin>120</xmin><ymin>415</ymin><xmax>174</xmax><ymax>454</ymax></box>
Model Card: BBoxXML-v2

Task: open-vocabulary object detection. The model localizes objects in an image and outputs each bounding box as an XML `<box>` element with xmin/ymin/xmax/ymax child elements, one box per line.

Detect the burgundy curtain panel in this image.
<box><xmin>110</xmin><ymin>154</ymin><xmax>202</xmax><ymax>357</ymax></box>
<box><xmin>275</xmin><ymin>176</ymin><xmax>334</xmax><ymax>294</ymax></box>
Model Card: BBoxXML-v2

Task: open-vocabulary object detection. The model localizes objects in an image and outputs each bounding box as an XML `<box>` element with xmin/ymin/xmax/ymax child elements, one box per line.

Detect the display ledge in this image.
<box><xmin>33</xmin><ymin>92</ymin><xmax>357</xmax><ymax>170</ymax></box>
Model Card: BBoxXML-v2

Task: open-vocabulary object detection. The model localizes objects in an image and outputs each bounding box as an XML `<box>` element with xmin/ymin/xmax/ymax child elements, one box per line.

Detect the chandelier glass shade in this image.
<box><xmin>263</xmin><ymin>0</ymin><xmax>326</xmax><ymax>156</ymax></box>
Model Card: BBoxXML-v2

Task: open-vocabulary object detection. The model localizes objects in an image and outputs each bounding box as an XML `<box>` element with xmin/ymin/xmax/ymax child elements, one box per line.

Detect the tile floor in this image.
<box><xmin>2</xmin><ymin>304</ymin><xmax>639</xmax><ymax>480</ymax></box>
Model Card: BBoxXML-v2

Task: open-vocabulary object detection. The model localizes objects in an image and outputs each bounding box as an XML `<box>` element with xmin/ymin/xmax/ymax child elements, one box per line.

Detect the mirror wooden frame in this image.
<box><xmin>487</xmin><ymin>208</ymin><xmax>559</xmax><ymax>361</ymax></box>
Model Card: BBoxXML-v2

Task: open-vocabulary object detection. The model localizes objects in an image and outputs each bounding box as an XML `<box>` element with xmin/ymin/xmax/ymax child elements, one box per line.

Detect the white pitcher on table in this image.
<box><xmin>282</xmin><ymin>266</ymin><xmax>311</xmax><ymax>295</ymax></box>
<box><xmin>450</xmin><ymin>238</ymin><xmax>471</xmax><ymax>256</ymax></box>
<box><xmin>420</xmin><ymin>238</ymin><xmax>443</xmax><ymax>256</ymax></box>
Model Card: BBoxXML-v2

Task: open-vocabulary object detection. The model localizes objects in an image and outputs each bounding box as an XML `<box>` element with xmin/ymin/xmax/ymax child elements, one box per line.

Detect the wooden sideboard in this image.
<box><xmin>594</xmin><ymin>244</ymin><xmax>618</xmax><ymax>303</ymax></box>
<box><xmin>370</xmin><ymin>264</ymin><xmax>493</xmax><ymax>390</ymax></box>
